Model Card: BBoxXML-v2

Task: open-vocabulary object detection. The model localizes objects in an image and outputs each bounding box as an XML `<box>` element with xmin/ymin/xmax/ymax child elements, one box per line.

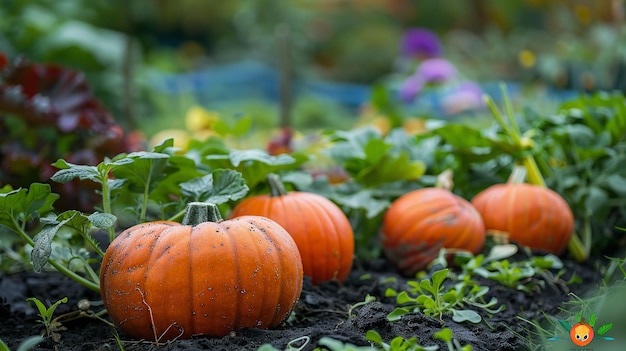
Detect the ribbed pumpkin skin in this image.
<box><xmin>99</xmin><ymin>216</ymin><xmax>303</xmax><ymax>341</ymax></box>
<box><xmin>229</xmin><ymin>192</ymin><xmax>354</xmax><ymax>285</ymax></box>
<box><xmin>471</xmin><ymin>183</ymin><xmax>574</xmax><ymax>254</ymax></box>
<box><xmin>381</xmin><ymin>188</ymin><xmax>486</xmax><ymax>276</ymax></box>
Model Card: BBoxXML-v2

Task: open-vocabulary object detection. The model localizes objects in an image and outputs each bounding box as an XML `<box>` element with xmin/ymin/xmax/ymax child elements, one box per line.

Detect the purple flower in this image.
<box><xmin>415</xmin><ymin>58</ymin><xmax>457</xmax><ymax>83</ymax></box>
<box><xmin>398</xmin><ymin>58</ymin><xmax>458</xmax><ymax>102</ymax></box>
<box><xmin>401</xmin><ymin>28</ymin><xmax>443</xmax><ymax>58</ymax></box>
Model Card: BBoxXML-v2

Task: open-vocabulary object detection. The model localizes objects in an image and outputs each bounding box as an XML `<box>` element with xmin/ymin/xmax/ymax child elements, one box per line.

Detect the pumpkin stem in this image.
<box><xmin>434</xmin><ymin>169</ymin><xmax>454</xmax><ymax>190</ymax></box>
<box><xmin>182</xmin><ymin>202</ymin><xmax>223</xmax><ymax>225</ymax></box>
<box><xmin>267</xmin><ymin>173</ymin><xmax>288</xmax><ymax>197</ymax></box>
<box><xmin>507</xmin><ymin>164</ymin><xmax>528</xmax><ymax>184</ymax></box>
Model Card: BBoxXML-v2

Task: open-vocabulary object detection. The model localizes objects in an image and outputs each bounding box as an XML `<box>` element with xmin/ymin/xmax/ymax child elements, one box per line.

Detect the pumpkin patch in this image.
<box><xmin>99</xmin><ymin>202</ymin><xmax>303</xmax><ymax>341</ymax></box>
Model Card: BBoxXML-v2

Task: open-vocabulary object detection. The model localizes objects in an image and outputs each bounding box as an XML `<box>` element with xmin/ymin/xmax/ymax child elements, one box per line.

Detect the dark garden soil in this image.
<box><xmin>0</xmin><ymin>249</ymin><xmax>604</xmax><ymax>351</ymax></box>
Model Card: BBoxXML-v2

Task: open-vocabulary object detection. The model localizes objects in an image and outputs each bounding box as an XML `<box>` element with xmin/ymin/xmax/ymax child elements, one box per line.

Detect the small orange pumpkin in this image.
<box><xmin>471</xmin><ymin>167</ymin><xmax>574</xmax><ymax>254</ymax></box>
<box><xmin>381</xmin><ymin>186</ymin><xmax>486</xmax><ymax>276</ymax></box>
<box><xmin>99</xmin><ymin>202</ymin><xmax>303</xmax><ymax>341</ymax></box>
<box><xmin>229</xmin><ymin>174</ymin><xmax>354</xmax><ymax>285</ymax></box>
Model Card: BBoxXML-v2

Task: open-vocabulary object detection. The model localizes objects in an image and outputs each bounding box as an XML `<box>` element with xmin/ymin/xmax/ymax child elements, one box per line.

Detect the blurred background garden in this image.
<box><xmin>3</xmin><ymin>0</ymin><xmax>625</xmax><ymax>139</ymax></box>
<box><xmin>3</xmin><ymin>0</ymin><xmax>626</xmax><ymax>210</ymax></box>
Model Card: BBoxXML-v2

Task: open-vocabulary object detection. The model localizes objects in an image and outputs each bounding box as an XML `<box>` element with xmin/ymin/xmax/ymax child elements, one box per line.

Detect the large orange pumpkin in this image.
<box><xmin>381</xmin><ymin>187</ymin><xmax>486</xmax><ymax>276</ymax></box>
<box><xmin>471</xmin><ymin>182</ymin><xmax>574</xmax><ymax>254</ymax></box>
<box><xmin>99</xmin><ymin>202</ymin><xmax>303</xmax><ymax>341</ymax></box>
<box><xmin>229</xmin><ymin>174</ymin><xmax>354</xmax><ymax>285</ymax></box>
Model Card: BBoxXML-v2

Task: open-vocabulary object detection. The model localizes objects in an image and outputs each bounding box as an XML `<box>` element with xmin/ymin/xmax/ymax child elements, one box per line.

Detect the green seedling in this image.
<box><xmin>366</xmin><ymin>330</ymin><xmax>438</xmax><ymax>351</ymax></box>
<box><xmin>433</xmin><ymin>328</ymin><xmax>472</xmax><ymax>351</ymax></box>
<box><xmin>349</xmin><ymin>294</ymin><xmax>376</xmax><ymax>319</ymax></box>
<box><xmin>386</xmin><ymin>269</ymin><xmax>504</xmax><ymax>324</ymax></box>
<box><xmin>26</xmin><ymin>296</ymin><xmax>68</xmax><ymax>341</ymax></box>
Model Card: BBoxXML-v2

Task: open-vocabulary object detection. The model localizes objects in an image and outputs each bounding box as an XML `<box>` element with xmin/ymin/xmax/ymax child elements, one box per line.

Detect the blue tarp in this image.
<box><xmin>146</xmin><ymin>60</ymin><xmax>581</xmax><ymax>115</ymax></box>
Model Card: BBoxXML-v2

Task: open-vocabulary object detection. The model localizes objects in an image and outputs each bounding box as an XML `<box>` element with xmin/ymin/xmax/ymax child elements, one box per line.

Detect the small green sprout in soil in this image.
<box><xmin>26</xmin><ymin>296</ymin><xmax>68</xmax><ymax>341</ymax></box>
<box><xmin>386</xmin><ymin>268</ymin><xmax>504</xmax><ymax>324</ymax></box>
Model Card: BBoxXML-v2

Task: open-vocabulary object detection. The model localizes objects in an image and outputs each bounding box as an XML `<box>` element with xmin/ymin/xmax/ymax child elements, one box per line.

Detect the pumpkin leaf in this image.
<box><xmin>112</xmin><ymin>149</ymin><xmax>172</xmax><ymax>195</ymax></box>
<box><xmin>87</xmin><ymin>212</ymin><xmax>117</xmax><ymax>229</ymax></box>
<box><xmin>328</xmin><ymin>190</ymin><xmax>390</xmax><ymax>219</ymax></box>
<box><xmin>326</xmin><ymin>127</ymin><xmax>425</xmax><ymax>188</ymax></box>
<box><xmin>203</xmin><ymin>148</ymin><xmax>307</xmax><ymax>190</ymax></box>
<box><xmin>180</xmin><ymin>169</ymin><xmax>248</xmax><ymax>204</ymax></box>
<box><xmin>32</xmin><ymin>215</ymin><xmax>73</xmax><ymax>272</ymax></box>
<box><xmin>0</xmin><ymin>183</ymin><xmax>58</xmax><ymax>234</ymax></box>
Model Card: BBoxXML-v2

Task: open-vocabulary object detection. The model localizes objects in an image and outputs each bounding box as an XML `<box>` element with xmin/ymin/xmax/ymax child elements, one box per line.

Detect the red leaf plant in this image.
<box><xmin>0</xmin><ymin>52</ymin><xmax>144</xmax><ymax>211</ymax></box>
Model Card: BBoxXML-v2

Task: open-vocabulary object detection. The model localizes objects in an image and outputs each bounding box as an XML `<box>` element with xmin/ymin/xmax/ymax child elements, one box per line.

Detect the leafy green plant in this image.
<box><xmin>26</xmin><ymin>297</ymin><xmax>68</xmax><ymax>341</ymax></box>
<box><xmin>385</xmin><ymin>269</ymin><xmax>504</xmax><ymax>324</ymax></box>
<box><xmin>366</xmin><ymin>330</ymin><xmax>437</xmax><ymax>351</ymax></box>
<box><xmin>472</xmin><ymin>254</ymin><xmax>564</xmax><ymax>293</ymax></box>
<box><xmin>304</xmin><ymin>126</ymin><xmax>427</xmax><ymax>259</ymax></box>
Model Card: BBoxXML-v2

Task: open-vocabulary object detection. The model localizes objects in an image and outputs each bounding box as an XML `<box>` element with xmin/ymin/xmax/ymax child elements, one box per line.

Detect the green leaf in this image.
<box><xmin>365</xmin><ymin>330</ymin><xmax>383</xmax><ymax>345</ymax></box>
<box><xmin>228</xmin><ymin>149</ymin><xmax>295</xmax><ymax>167</ymax></box>
<box><xmin>431</xmin><ymin>268</ymin><xmax>449</xmax><ymax>290</ymax></box>
<box><xmin>433</xmin><ymin>327</ymin><xmax>453</xmax><ymax>343</ymax></box>
<box><xmin>0</xmin><ymin>183</ymin><xmax>58</xmax><ymax>233</ymax></box>
<box><xmin>589</xmin><ymin>313</ymin><xmax>597</xmax><ymax>327</ymax></box>
<box><xmin>88</xmin><ymin>212</ymin><xmax>117</xmax><ymax>229</ymax></box>
<box><xmin>50</xmin><ymin>160</ymin><xmax>101</xmax><ymax>183</ymax></box>
<box><xmin>328</xmin><ymin>190</ymin><xmax>390</xmax><ymax>219</ymax></box>
<box><xmin>597</xmin><ymin>323</ymin><xmax>613</xmax><ymax>336</ymax></box>
<box><xmin>26</xmin><ymin>297</ymin><xmax>48</xmax><ymax>320</ymax></box>
<box><xmin>396</xmin><ymin>291</ymin><xmax>414</xmax><ymax>305</ymax></box>
<box><xmin>451</xmin><ymin>309</ymin><xmax>482</xmax><ymax>323</ymax></box>
<box><xmin>180</xmin><ymin>169</ymin><xmax>248</xmax><ymax>204</ymax></box>
<box><xmin>387</xmin><ymin>307</ymin><xmax>410</xmax><ymax>322</ymax></box>
<box><xmin>112</xmin><ymin>151</ymin><xmax>172</xmax><ymax>194</ymax></box>
<box><xmin>31</xmin><ymin>216</ymin><xmax>73</xmax><ymax>272</ymax></box>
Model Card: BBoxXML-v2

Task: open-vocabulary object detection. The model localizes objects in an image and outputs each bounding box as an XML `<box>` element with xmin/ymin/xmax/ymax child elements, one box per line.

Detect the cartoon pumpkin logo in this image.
<box><xmin>551</xmin><ymin>313</ymin><xmax>614</xmax><ymax>347</ymax></box>
<box><xmin>569</xmin><ymin>317</ymin><xmax>594</xmax><ymax>346</ymax></box>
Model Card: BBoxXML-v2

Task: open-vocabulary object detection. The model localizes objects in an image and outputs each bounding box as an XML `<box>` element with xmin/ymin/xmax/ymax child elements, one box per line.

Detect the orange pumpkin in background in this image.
<box><xmin>100</xmin><ymin>202</ymin><xmax>303</xmax><ymax>341</ymax></box>
<box><xmin>381</xmin><ymin>185</ymin><xmax>486</xmax><ymax>277</ymax></box>
<box><xmin>229</xmin><ymin>173</ymin><xmax>354</xmax><ymax>285</ymax></box>
<box><xmin>471</xmin><ymin>173</ymin><xmax>574</xmax><ymax>255</ymax></box>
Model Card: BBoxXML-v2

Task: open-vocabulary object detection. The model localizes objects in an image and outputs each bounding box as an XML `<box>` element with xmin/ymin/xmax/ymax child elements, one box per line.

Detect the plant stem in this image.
<box><xmin>267</xmin><ymin>173</ymin><xmax>288</xmax><ymax>197</ymax></box>
<box><xmin>182</xmin><ymin>202</ymin><xmax>223</xmax><ymax>225</ymax></box>
<box><xmin>10</xmin><ymin>218</ymin><xmax>100</xmax><ymax>292</ymax></box>
<box><xmin>100</xmin><ymin>176</ymin><xmax>115</xmax><ymax>243</ymax></box>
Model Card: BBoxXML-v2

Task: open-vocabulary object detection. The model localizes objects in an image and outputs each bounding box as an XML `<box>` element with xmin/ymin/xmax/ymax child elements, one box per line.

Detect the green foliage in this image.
<box><xmin>385</xmin><ymin>269</ymin><xmax>504</xmax><ymax>324</ymax></box>
<box><xmin>535</xmin><ymin>92</ymin><xmax>626</xmax><ymax>256</ymax></box>
<box><xmin>366</xmin><ymin>330</ymin><xmax>437</xmax><ymax>351</ymax></box>
<box><xmin>26</xmin><ymin>296</ymin><xmax>68</xmax><ymax>338</ymax></box>
<box><xmin>306</xmin><ymin>126</ymin><xmax>426</xmax><ymax>259</ymax></box>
